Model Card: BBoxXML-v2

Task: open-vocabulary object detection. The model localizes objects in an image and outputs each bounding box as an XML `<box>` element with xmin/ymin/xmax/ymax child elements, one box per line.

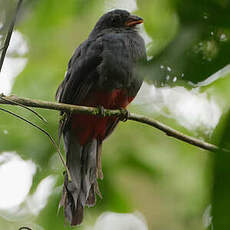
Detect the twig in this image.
<box><xmin>128</xmin><ymin>114</ymin><xmax>218</xmax><ymax>152</ymax></box>
<box><xmin>0</xmin><ymin>106</ymin><xmax>71</xmax><ymax>180</ymax></box>
<box><xmin>0</xmin><ymin>94</ymin><xmax>47</xmax><ymax>122</ymax></box>
<box><xmin>0</xmin><ymin>0</ymin><xmax>23</xmax><ymax>72</ymax></box>
<box><xmin>0</xmin><ymin>94</ymin><xmax>224</xmax><ymax>153</ymax></box>
<box><xmin>18</xmin><ymin>227</ymin><xmax>32</xmax><ymax>230</ymax></box>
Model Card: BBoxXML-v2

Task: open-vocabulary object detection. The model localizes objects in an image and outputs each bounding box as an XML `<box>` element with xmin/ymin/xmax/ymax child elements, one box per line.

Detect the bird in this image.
<box><xmin>56</xmin><ymin>9</ymin><xmax>146</xmax><ymax>226</ymax></box>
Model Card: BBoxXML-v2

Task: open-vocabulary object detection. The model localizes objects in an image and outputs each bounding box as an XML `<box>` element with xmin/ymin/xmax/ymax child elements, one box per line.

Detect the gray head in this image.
<box><xmin>90</xmin><ymin>9</ymin><xmax>143</xmax><ymax>35</ymax></box>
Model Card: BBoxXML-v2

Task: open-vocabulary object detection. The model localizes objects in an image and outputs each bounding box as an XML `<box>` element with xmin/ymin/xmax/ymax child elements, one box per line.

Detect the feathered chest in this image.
<box><xmin>95</xmin><ymin>32</ymin><xmax>145</xmax><ymax>90</ymax></box>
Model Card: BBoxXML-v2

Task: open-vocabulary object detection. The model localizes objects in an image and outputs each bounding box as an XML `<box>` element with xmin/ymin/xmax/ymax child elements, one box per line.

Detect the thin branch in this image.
<box><xmin>18</xmin><ymin>227</ymin><xmax>32</xmax><ymax>230</ymax></box>
<box><xmin>0</xmin><ymin>0</ymin><xmax>23</xmax><ymax>72</ymax></box>
<box><xmin>0</xmin><ymin>94</ymin><xmax>224</xmax><ymax>153</ymax></box>
<box><xmin>128</xmin><ymin>114</ymin><xmax>218</xmax><ymax>152</ymax></box>
<box><xmin>0</xmin><ymin>94</ymin><xmax>47</xmax><ymax>122</ymax></box>
<box><xmin>0</xmin><ymin>106</ymin><xmax>71</xmax><ymax>180</ymax></box>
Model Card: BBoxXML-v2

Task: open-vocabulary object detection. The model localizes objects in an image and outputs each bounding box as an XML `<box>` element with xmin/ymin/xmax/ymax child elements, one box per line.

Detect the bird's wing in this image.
<box><xmin>56</xmin><ymin>38</ymin><xmax>103</xmax><ymax>140</ymax></box>
<box><xmin>55</xmin><ymin>44</ymin><xmax>82</xmax><ymax>103</ymax></box>
<box><xmin>56</xmin><ymin>39</ymin><xmax>103</xmax><ymax>105</ymax></box>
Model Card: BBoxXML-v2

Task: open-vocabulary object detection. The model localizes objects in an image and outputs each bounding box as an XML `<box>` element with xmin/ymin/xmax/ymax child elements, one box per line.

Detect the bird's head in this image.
<box><xmin>91</xmin><ymin>9</ymin><xmax>143</xmax><ymax>34</ymax></box>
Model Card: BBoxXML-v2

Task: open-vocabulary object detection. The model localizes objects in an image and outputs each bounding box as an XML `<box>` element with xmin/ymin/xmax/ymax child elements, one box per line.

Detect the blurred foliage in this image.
<box><xmin>212</xmin><ymin>111</ymin><xmax>230</xmax><ymax>230</ymax></box>
<box><xmin>139</xmin><ymin>0</ymin><xmax>230</xmax><ymax>85</ymax></box>
<box><xmin>0</xmin><ymin>0</ymin><xmax>229</xmax><ymax>230</ymax></box>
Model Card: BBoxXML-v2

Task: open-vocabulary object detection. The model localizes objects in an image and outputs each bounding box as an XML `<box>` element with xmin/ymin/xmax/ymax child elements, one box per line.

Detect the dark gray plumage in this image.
<box><xmin>56</xmin><ymin>9</ymin><xmax>146</xmax><ymax>226</ymax></box>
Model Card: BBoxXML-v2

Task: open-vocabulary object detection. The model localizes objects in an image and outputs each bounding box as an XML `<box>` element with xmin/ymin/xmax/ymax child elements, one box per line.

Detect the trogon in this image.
<box><xmin>56</xmin><ymin>9</ymin><xmax>146</xmax><ymax>226</ymax></box>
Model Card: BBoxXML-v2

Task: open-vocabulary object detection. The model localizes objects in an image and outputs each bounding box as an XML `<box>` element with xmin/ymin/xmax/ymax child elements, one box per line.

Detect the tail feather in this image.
<box><xmin>96</xmin><ymin>139</ymin><xmax>103</xmax><ymax>179</ymax></box>
<box><xmin>86</xmin><ymin>186</ymin><xmax>96</xmax><ymax>207</ymax></box>
<box><xmin>63</xmin><ymin>178</ymin><xmax>84</xmax><ymax>226</ymax></box>
<box><xmin>64</xmin><ymin>132</ymin><xmax>82</xmax><ymax>208</ymax></box>
<box><xmin>80</xmin><ymin>139</ymin><xmax>97</xmax><ymax>206</ymax></box>
<box><xmin>60</xmin><ymin>131</ymin><xmax>102</xmax><ymax>226</ymax></box>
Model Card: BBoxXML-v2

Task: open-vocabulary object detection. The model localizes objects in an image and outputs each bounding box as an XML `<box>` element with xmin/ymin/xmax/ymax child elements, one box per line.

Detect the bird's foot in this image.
<box><xmin>97</xmin><ymin>105</ymin><xmax>106</xmax><ymax>117</ymax></box>
<box><xmin>119</xmin><ymin>108</ymin><xmax>130</xmax><ymax>122</ymax></box>
<box><xmin>60</xmin><ymin>112</ymin><xmax>68</xmax><ymax>122</ymax></box>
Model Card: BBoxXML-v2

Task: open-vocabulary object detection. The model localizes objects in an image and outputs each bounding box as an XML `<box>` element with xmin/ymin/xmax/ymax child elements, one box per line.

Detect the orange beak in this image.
<box><xmin>125</xmin><ymin>15</ymin><xmax>144</xmax><ymax>27</ymax></box>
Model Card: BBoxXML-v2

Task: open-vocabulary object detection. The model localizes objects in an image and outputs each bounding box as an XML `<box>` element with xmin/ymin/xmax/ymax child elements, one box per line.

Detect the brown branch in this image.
<box><xmin>18</xmin><ymin>227</ymin><xmax>32</xmax><ymax>230</ymax></box>
<box><xmin>128</xmin><ymin>114</ymin><xmax>218</xmax><ymax>152</ymax></box>
<box><xmin>0</xmin><ymin>0</ymin><xmax>23</xmax><ymax>72</ymax></box>
<box><xmin>0</xmin><ymin>94</ymin><xmax>47</xmax><ymax>122</ymax></box>
<box><xmin>0</xmin><ymin>94</ymin><xmax>224</xmax><ymax>153</ymax></box>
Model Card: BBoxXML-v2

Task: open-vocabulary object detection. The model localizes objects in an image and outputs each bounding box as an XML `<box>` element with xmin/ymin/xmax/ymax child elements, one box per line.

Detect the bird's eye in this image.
<box><xmin>111</xmin><ymin>18</ymin><xmax>117</xmax><ymax>24</ymax></box>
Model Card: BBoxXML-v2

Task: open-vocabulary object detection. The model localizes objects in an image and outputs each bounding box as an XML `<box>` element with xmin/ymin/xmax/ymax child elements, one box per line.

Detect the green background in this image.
<box><xmin>0</xmin><ymin>0</ymin><xmax>230</xmax><ymax>229</ymax></box>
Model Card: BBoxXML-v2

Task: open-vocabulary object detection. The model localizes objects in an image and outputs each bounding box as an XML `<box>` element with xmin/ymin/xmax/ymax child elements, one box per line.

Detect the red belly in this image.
<box><xmin>71</xmin><ymin>89</ymin><xmax>134</xmax><ymax>145</ymax></box>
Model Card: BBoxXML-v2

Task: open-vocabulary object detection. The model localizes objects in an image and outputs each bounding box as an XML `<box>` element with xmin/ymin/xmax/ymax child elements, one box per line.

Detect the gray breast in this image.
<box><xmin>96</xmin><ymin>31</ymin><xmax>145</xmax><ymax>90</ymax></box>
